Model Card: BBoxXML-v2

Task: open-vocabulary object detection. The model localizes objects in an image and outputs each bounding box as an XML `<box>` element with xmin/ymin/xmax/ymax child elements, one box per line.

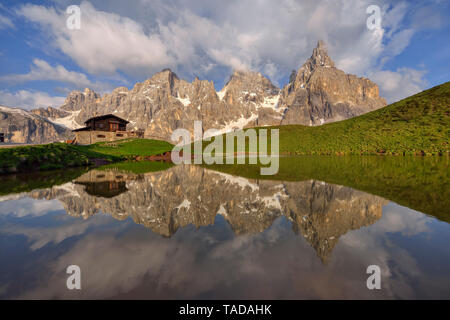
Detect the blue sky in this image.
<box><xmin>0</xmin><ymin>0</ymin><xmax>449</xmax><ymax>109</ymax></box>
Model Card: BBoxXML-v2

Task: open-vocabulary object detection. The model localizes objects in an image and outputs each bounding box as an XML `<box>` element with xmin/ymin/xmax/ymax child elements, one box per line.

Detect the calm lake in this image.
<box><xmin>0</xmin><ymin>156</ymin><xmax>449</xmax><ymax>299</ymax></box>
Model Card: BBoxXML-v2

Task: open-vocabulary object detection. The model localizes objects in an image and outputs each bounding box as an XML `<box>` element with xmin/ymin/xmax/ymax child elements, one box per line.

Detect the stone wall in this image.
<box><xmin>74</xmin><ymin>130</ymin><xmax>135</xmax><ymax>145</ymax></box>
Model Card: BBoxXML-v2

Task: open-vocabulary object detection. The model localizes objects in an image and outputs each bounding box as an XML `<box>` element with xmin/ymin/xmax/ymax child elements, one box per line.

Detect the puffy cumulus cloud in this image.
<box><xmin>369</xmin><ymin>68</ymin><xmax>428</xmax><ymax>103</ymax></box>
<box><xmin>338</xmin><ymin>201</ymin><xmax>450</xmax><ymax>298</ymax></box>
<box><xmin>0</xmin><ymin>59</ymin><xmax>97</xmax><ymax>89</ymax></box>
<box><xmin>0</xmin><ymin>197</ymin><xmax>63</xmax><ymax>218</ymax></box>
<box><xmin>142</xmin><ymin>0</ymin><xmax>391</xmax><ymax>82</ymax></box>
<box><xmin>0</xmin><ymin>214</ymin><xmax>109</xmax><ymax>252</ymax></box>
<box><xmin>14</xmin><ymin>0</ymin><xmax>441</xmax><ymax>99</ymax></box>
<box><xmin>16</xmin><ymin>1</ymin><xmax>174</xmax><ymax>76</ymax></box>
<box><xmin>371</xmin><ymin>203</ymin><xmax>431</xmax><ymax>236</ymax></box>
<box><xmin>0</xmin><ymin>89</ymin><xmax>65</xmax><ymax>109</ymax></box>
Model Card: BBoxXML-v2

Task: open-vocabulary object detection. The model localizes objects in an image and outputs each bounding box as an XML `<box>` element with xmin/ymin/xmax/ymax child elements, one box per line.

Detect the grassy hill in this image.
<box><xmin>199</xmin><ymin>82</ymin><xmax>449</xmax><ymax>156</ymax></box>
<box><xmin>75</xmin><ymin>138</ymin><xmax>173</xmax><ymax>158</ymax></box>
<box><xmin>274</xmin><ymin>82</ymin><xmax>449</xmax><ymax>155</ymax></box>
<box><xmin>0</xmin><ymin>138</ymin><xmax>173</xmax><ymax>174</ymax></box>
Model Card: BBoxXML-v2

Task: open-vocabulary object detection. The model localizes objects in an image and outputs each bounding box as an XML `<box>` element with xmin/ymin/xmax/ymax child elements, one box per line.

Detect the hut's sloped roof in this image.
<box><xmin>84</xmin><ymin>114</ymin><xmax>129</xmax><ymax>124</ymax></box>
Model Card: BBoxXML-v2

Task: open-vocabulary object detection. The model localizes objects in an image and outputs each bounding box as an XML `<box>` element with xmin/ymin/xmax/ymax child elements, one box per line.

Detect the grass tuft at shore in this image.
<box><xmin>0</xmin><ymin>138</ymin><xmax>173</xmax><ymax>174</ymax></box>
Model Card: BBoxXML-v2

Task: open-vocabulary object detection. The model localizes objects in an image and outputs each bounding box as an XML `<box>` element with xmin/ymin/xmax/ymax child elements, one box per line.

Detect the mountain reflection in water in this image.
<box><xmin>0</xmin><ymin>161</ymin><xmax>449</xmax><ymax>299</ymax></box>
<box><xmin>27</xmin><ymin>166</ymin><xmax>387</xmax><ymax>263</ymax></box>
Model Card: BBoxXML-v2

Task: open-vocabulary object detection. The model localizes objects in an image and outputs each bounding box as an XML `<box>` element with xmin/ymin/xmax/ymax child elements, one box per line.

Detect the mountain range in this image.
<box><xmin>0</xmin><ymin>41</ymin><xmax>386</xmax><ymax>143</ymax></box>
<box><xmin>0</xmin><ymin>105</ymin><xmax>72</xmax><ymax>144</ymax></box>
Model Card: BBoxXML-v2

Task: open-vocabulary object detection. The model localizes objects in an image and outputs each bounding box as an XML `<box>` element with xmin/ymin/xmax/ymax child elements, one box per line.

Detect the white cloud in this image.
<box><xmin>8</xmin><ymin>198</ymin><xmax>448</xmax><ymax>300</ymax></box>
<box><xmin>382</xmin><ymin>1</ymin><xmax>409</xmax><ymax>38</ymax></box>
<box><xmin>0</xmin><ymin>14</ymin><xmax>14</xmax><ymax>29</ymax></box>
<box><xmin>16</xmin><ymin>2</ymin><xmax>173</xmax><ymax>76</ymax></box>
<box><xmin>0</xmin><ymin>89</ymin><xmax>65</xmax><ymax>109</ymax></box>
<box><xmin>380</xmin><ymin>28</ymin><xmax>415</xmax><ymax>65</ymax></box>
<box><xmin>410</xmin><ymin>5</ymin><xmax>444</xmax><ymax>30</ymax></box>
<box><xmin>0</xmin><ymin>198</ymin><xmax>63</xmax><ymax>218</ymax></box>
<box><xmin>15</xmin><ymin>1</ymin><xmax>421</xmax><ymax>80</ymax></box>
<box><xmin>372</xmin><ymin>203</ymin><xmax>431</xmax><ymax>236</ymax></box>
<box><xmin>13</xmin><ymin>0</ymin><xmax>442</xmax><ymax>97</ymax></box>
<box><xmin>369</xmin><ymin>68</ymin><xmax>428</xmax><ymax>103</ymax></box>
<box><xmin>0</xmin><ymin>59</ymin><xmax>95</xmax><ymax>89</ymax></box>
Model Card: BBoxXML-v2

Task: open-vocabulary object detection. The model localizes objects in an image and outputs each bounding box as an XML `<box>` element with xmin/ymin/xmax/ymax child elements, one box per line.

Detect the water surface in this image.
<box><xmin>0</xmin><ymin>157</ymin><xmax>449</xmax><ymax>299</ymax></box>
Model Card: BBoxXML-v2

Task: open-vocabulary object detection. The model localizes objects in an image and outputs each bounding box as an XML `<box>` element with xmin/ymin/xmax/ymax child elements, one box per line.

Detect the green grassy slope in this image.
<box><xmin>0</xmin><ymin>138</ymin><xmax>173</xmax><ymax>174</ymax></box>
<box><xmin>0</xmin><ymin>143</ymin><xmax>99</xmax><ymax>173</ymax></box>
<box><xmin>76</xmin><ymin>138</ymin><xmax>173</xmax><ymax>158</ymax></box>
<box><xmin>274</xmin><ymin>82</ymin><xmax>449</xmax><ymax>155</ymax></box>
<box><xmin>198</xmin><ymin>82</ymin><xmax>449</xmax><ymax>155</ymax></box>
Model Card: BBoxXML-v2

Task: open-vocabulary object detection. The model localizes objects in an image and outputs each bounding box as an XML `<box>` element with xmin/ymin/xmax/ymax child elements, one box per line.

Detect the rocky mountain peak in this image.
<box><xmin>280</xmin><ymin>40</ymin><xmax>386</xmax><ymax>126</ymax></box>
<box><xmin>309</xmin><ymin>40</ymin><xmax>335</xmax><ymax>68</ymax></box>
<box><xmin>83</xmin><ymin>87</ymin><xmax>96</xmax><ymax>95</ymax></box>
<box><xmin>139</xmin><ymin>68</ymin><xmax>180</xmax><ymax>96</ymax></box>
<box><xmin>225</xmin><ymin>69</ymin><xmax>279</xmax><ymax>93</ymax></box>
<box><xmin>0</xmin><ymin>105</ymin><xmax>72</xmax><ymax>144</ymax></box>
<box><xmin>286</xmin><ymin>41</ymin><xmax>335</xmax><ymax>89</ymax></box>
<box><xmin>219</xmin><ymin>69</ymin><xmax>279</xmax><ymax>111</ymax></box>
<box><xmin>151</xmin><ymin>68</ymin><xmax>179</xmax><ymax>83</ymax></box>
<box><xmin>59</xmin><ymin>88</ymin><xmax>101</xmax><ymax>113</ymax></box>
<box><xmin>111</xmin><ymin>86</ymin><xmax>129</xmax><ymax>94</ymax></box>
<box><xmin>22</xmin><ymin>40</ymin><xmax>387</xmax><ymax>143</ymax></box>
<box><xmin>227</xmin><ymin>69</ymin><xmax>268</xmax><ymax>83</ymax></box>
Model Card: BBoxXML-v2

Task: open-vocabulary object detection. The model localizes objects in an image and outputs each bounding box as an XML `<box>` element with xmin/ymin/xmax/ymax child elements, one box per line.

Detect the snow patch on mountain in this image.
<box><xmin>176</xmin><ymin>93</ymin><xmax>191</xmax><ymax>106</ymax></box>
<box><xmin>217</xmin><ymin>88</ymin><xmax>227</xmax><ymax>100</ymax></box>
<box><xmin>0</xmin><ymin>105</ymin><xmax>34</xmax><ymax>118</ymax></box>
<box><xmin>49</xmin><ymin>110</ymin><xmax>82</xmax><ymax>129</ymax></box>
<box><xmin>259</xmin><ymin>94</ymin><xmax>281</xmax><ymax>111</ymax></box>
<box><xmin>204</xmin><ymin>113</ymin><xmax>258</xmax><ymax>139</ymax></box>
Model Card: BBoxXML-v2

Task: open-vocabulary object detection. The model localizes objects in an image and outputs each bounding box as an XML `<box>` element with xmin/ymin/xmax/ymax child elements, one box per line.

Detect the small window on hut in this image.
<box><xmin>97</xmin><ymin>134</ymin><xmax>106</xmax><ymax>138</ymax></box>
<box><xmin>116</xmin><ymin>133</ymin><xmax>123</xmax><ymax>137</ymax></box>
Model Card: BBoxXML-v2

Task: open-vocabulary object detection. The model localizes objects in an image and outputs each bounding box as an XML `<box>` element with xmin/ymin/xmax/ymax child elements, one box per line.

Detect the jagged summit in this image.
<box><xmin>21</xmin><ymin>40</ymin><xmax>386</xmax><ymax>142</ymax></box>
<box><xmin>309</xmin><ymin>40</ymin><xmax>335</xmax><ymax>68</ymax></box>
<box><xmin>279</xmin><ymin>40</ymin><xmax>386</xmax><ymax>126</ymax></box>
<box><xmin>83</xmin><ymin>87</ymin><xmax>96</xmax><ymax>94</ymax></box>
<box><xmin>148</xmin><ymin>68</ymin><xmax>179</xmax><ymax>84</ymax></box>
<box><xmin>160</xmin><ymin>67</ymin><xmax>174</xmax><ymax>73</ymax></box>
<box><xmin>225</xmin><ymin>69</ymin><xmax>264</xmax><ymax>86</ymax></box>
<box><xmin>218</xmin><ymin>69</ymin><xmax>280</xmax><ymax>126</ymax></box>
<box><xmin>157</xmin><ymin>68</ymin><xmax>178</xmax><ymax>76</ymax></box>
<box><xmin>224</xmin><ymin>69</ymin><xmax>278</xmax><ymax>90</ymax></box>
